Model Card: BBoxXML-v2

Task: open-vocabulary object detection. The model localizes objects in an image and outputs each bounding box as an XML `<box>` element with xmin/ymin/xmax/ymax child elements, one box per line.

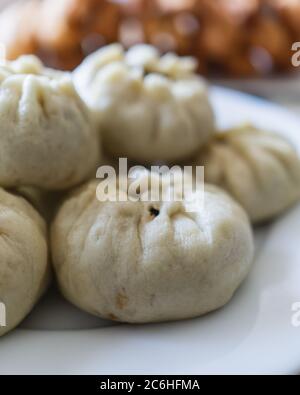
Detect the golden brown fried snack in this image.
<box><xmin>195</xmin><ymin>0</ymin><xmax>295</xmax><ymax>75</ymax></box>
<box><xmin>121</xmin><ymin>0</ymin><xmax>156</xmax><ymax>15</ymax></box>
<box><xmin>36</xmin><ymin>0</ymin><xmax>120</xmax><ymax>52</ymax></box>
<box><xmin>143</xmin><ymin>13</ymin><xmax>199</xmax><ymax>55</ymax></box>
<box><xmin>155</xmin><ymin>0</ymin><xmax>198</xmax><ymax>13</ymax></box>
<box><xmin>195</xmin><ymin>0</ymin><xmax>259</xmax><ymax>61</ymax></box>
<box><xmin>36</xmin><ymin>46</ymin><xmax>84</xmax><ymax>71</ymax></box>
<box><xmin>196</xmin><ymin>0</ymin><xmax>260</xmax><ymax>22</ymax></box>
<box><xmin>0</xmin><ymin>0</ymin><xmax>121</xmax><ymax>70</ymax></box>
<box><xmin>269</xmin><ymin>0</ymin><xmax>300</xmax><ymax>36</ymax></box>
<box><xmin>198</xmin><ymin>18</ymin><xmax>243</xmax><ymax>63</ymax></box>
<box><xmin>33</xmin><ymin>0</ymin><xmax>121</xmax><ymax>70</ymax></box>
<box><xmin>226</xmin><ymin>51</ymin><xmax>261</xmax><ymax>77</ymax></box>
<box><xmin>0</xmin><ymin>0</ymin><xmax>39</xmax><ymax>59</ymax></box>
<box><xmin>0</xmin><ymin>0</ymin><xmax>297</xmax><ymax>76</ymax></box>
<box><xmin>248</xmin><ymin>16</ymin><xmax>292</xmax><ymax>69</ymax></box>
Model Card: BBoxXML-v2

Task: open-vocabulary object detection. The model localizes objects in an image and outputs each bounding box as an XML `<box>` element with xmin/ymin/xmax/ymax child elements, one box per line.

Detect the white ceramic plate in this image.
<box><xmin>0</xmin><ymin>86</ymin><xmax>300</xmax><ymax>375</ymax></box>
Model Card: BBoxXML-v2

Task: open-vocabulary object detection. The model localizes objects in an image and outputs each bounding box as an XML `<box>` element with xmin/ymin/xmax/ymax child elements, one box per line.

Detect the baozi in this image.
<box><xmin>193</xmin><ymin>125</ymin><xmax>300</xmax><ymax>223</ymax></box>
<box><xmin>0</xmin><ymin>188</ymin><xmax>49</xmax><ymax>336</ymax></box>
<box><xmin>51</xmin><ymin>174</ymin><xmax>254</xmax><ymax>323</ymax></box>
<box><xmin>73</xmin><ymin>44</ymin><xmax>215</xmax><ymax>163</ymax></box>
<box><xmin>12</xmin><ymin>186</ymin><xmax>65</xmax><ymax>223</ymax></box>
<box><xmin>0</xmin><ymin>55</ymin><xmax>100</xmax><ymax>190</ymax></box>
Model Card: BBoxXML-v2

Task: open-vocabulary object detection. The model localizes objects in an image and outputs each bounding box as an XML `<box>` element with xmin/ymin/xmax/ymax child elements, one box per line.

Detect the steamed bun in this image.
<box><xmin>0</xmin><ymin>188</ymin><xmax>49</xmax><ymax>336</ymax></box>
<box><xmin>193</xmin><ymin>125</ymin><xmax>300</xmax><ymax>223</ymax></box>
<box><xmin>12</xmin><ymin>186</ymin><xmax>65</xmax><ymax>223</ymax></box>
<box><xmin>51</xmin><ymin>174</ymin><xmax>254</xmax><ymax>323</ymax></box>
<box><xmin>73</xmin><ymin>44</ymin><xmax>215</xmax><ymax>163</ymax></box>
<box><xmin>0</xmin><ymin>55</ymin><xmax>100</xmax><ymax>190</ymax></box>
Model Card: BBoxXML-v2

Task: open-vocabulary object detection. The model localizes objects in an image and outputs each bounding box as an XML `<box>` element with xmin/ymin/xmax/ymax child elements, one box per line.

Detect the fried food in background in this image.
<box><xmin>155</xmin><ymin>0</ymin><xmax>198</xmax><ymax>13</ymax></box>
<box><xmin>0</xmin><ymin>0</ymin><xmax>120</xmax><ymax>70</ymax></box>
<box><xmin>269</xmin><ymin>0</ymin><xmax>300</xmax><ymax>36</ymax></box>
<box><xmin>36</xmin><ymin>0</ymin><xmax>120</xmax><ymax>51</ymax></box>
<box><xmin>0</xmin><ymin>0</ymin><xmax>298</xmax><ymax>76</ymax></box>
<box><xmin>249</xmin><ymin>16</ymin><xmax>292</xmax><ymax>68</ymax></box>
<box><xmin>129</xmin><ymin>0</ymin><xmax>296</xmax><ymax>76</ymax></box>
<box><xmin>0</xmin><ymin>0</ymin><xmax>39</xmax><ymax>59</ymax></box>
<box><xmin>36</xmin><ymin>45</ymin><xmax>84</xmax><ymax>71</ymax></box>
<box><xmin>143</xmin><ymin>13</ymin><xmax>200</xmax><ymax>55</ymax></box>
<box><xmin>35</xmin><ymin>0</ymin><xmax>120</xmax><ymax>70</ymax></box>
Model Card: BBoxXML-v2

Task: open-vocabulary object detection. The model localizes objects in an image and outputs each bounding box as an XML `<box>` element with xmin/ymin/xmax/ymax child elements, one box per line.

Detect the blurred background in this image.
<box><xmin>0</xmin><ymin>0</ymin><xmax>299</xmax><ymax>112</ymax></box>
